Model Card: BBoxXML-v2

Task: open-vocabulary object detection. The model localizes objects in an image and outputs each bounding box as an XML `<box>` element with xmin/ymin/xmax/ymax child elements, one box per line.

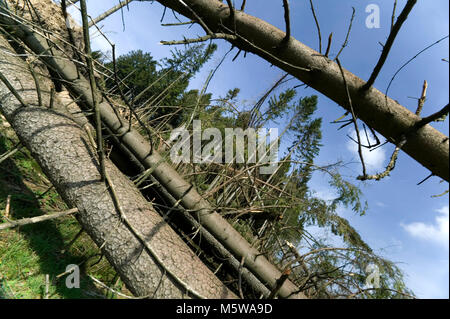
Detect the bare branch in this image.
<box><xmin>415</xmin><ymin>80</ymin><xmax>428</xmax><ymax>115</ymax></box>
<box><xmin>281</xmin><ymin>0</ymin><xmax>291</xmax><ymax>46</ymax></box>
<box><xmin>89</xmin><ymin>0</ymin><xmax>134</xmax><ymax>27</ymax></box>
<box><xmin>391</xmin><ymin>0</ymin><xmax>398</xmax><ymax>31</ymax></box>
<box><xmin>0</xmin><ymin>71</ymin><xmax>28</xmax><ymax>107</ymax></box>
<box><xmin>357</xmin><ymin>140</ymin><xmax>405</xmax><ymax>181</ymax></box>
<box><xmin>225</xmin><ymin>0</ymin><xmax>236</xmax><ymax>34</ymax></box>
<box><xmin>417</xmin><ymin>173</ymin><xmax>434</xmax><ymax>185</ymax></box>
<box><xmin>336</xmin><ymin>58</ymin><xmax>367</xmax><ymax>178</ymax></box>
<box><xmin>80</xmin><ymin>0</ymin><xmax>106</xmax><ymax>182</ymax></box>
<box><xmin>362</xmin><ymin>0</ymin><xmax>417</xmax><ymax>90</ymax></box>
<box><xmin>386</xmin><ymin>35</ymin><xmax>449</xmax><ymax>97</ymax></box>
<box><xmin>240</xmin><ymin>0</ymin><xmax>246</xmax><ymax>11</ymax></box>
<box><xmin>308</xmin><ymin>0</ymin><xmax>322</xmax><ymax>53</ymax></box>
<box><xmin>161</xmin><ymin>20</ymin><xmax>194</xmax><ymax>26</ymax></box>
<box><xmin>160</xmin><ymin>32</ymin><xmax>237</xmax><ymax>45</ymax></box>
<box><xmin>2</xmin><ymin>194</ymin><xmax>11</xmax><ymax>221</ymax></box>
<box><xmin>415</xmin><ymin>104</ymin><xmax>449</xmax><ymax>129</ymax></box>
<box><xmin>0</xmin><ymin>208</ymin><xmax>78</xmax><ymax>231</ymax></box>
<box><xmin>0</xmin><ymin>143</ymin><xmax>21</xmax><ymax>166</ymax></box>
<box><xmin>432</xmin><ymin>190</ymin><xmax>449</xmax><ymax>198</ymax></box>
<box><xmin>334</xmin><ymin>7</ymin><xmax>355</xmax><ymax>61</ymax></box>
<box><xmin>324</xmin><ymin>32</ymin><xmax>332</xmax><ymax>57</ymax></box>
<box><xmin>177</xmin><ymin>0</ymin><xmax>213</xmax><ymax>35</ymax></box>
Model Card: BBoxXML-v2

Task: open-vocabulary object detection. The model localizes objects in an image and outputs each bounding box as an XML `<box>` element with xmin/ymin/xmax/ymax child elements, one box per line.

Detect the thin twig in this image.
<box><xmin>238</xmin><ymin>256</ymin><xmax>245</xmax><ymax>299</ymax></box>
<box><xmin>220</xmin><ymin>24</ymin><xmax>311</xmax><ymax>72</ymax></box>
<box><xmin>414</xmin><ymin>104</ymin><xmax>449</xmax><ymax>129</ymax></box>
<box><xmin>417</xmin><ymin>173</ymin><xmax>433</xmax><ymax>186</ymax></box>
<box><xmin>161</xmin><ymin>20</ymin><xmax>194</xmax><ymax>26</ymax></box>
<box><xmin>4</xmin><ymin>195</ymin><xmax>11</xmax><ymax>220</ymax></box>
<box><xmin>362</xmin><ymin>100</ymin><xmax>449</xmax><ymax>181</ymax></box>
<box><xmin>324</xmin><ymin>32</ymin><xmax>332</xmax><ymax>57</ymax></box>
<box><xmin>67</xmin><ymin>0</ymin><xmax>80</xmax><ymax>7</ymax></box>
<box><xmin>232</xmin><ymin>48</ymin><xmax>242</xmax><ymax>61</ymax></box>
<box><xmin>0</xmin><ymin>71</ymin><xmax>28</xmax><ymax>107</ymax></box>
<box><xmin>391</xmin><ymin>0</ymin><xmax>398</xmax><ymax>31</ymax></box>
<box><xmin>89</xmin><ymin>0</ymin><xmax>134</xmax><ymax>27</ymax></box>
<box><xmin>280</xmin><ymin>0</ymin><xmax>291</xmax><ymax>46</ymax></box>
<box><xmin>161</xmin><ymin>25</ymin><xmax>311</xmax><ymax>73</ymax></box>
<box><xmin>415</xmin><ymin>80</ymin><xmax>428</xmax><ymax>115</ymax></box>
<box><xmin>0</xmin><ymin>144</ymin><xmax>21</xmax><ymax>166</ymax></box>
<box><xmin>28</xmin><ymin>62</ymin><xmax>42</xmax><ymax>107</ymax></box>
<box><xmin>432</xmin><ymin>190</ymin><xmax>449</xmax><ymax>198</ymax></box>
<box><xmin>111</xmin><ymin>44</ymin><xmax>153</xmax><ymax>153</ymax></box>
<box><xmin>177</xmin><ymin>0</ymin><xmax>213</xmax><ymax>35</ymax></box>
<box><xmin>0</xmin><ymin>208</ymin><xmax>78</xmax><ymax>231</ymax></box>
<box><xmin>240</xmin><ymin>0</ymin><xmax>246</xmax><ymax>11</ymax></box>
<box><xmin>160</xmin><ymin>32</ymin><xmax>237</xmax><ymax>45</ymax></box>
<box><xmin>357</xmin><ymin>139</ymin><xmax>405</xmax><ymax>181</ymax></box>
<box><xmin>61</xmin><ymin>0</ymin><xmax>85</xmax><ymax>65</ymax></box>
<box><xmin>386</xmin><ymin>35</ymin><xmax>449</xmax><ymax>97</ymax></box>
<box><xmin>225</xmin><ymin>0</ymin><xmax>236</xmax><ymax>34</ymax></box>
<box><xmin>336</xmin><ymin>58</ymin><xmax>366</xmax><ymax>177</ymax></box>
<box><xmin>80</xmin><ymin>0</ymin><xmax>106</xmax><ymax>182</ymax></box>
<box><xmin>362</xmin><ymin>0</ymin><xmax>417</xmax><ymax>90</ymax></box>
<box><xmin>88</xmin><ymin>274</ymin><xmax>145</xmax><ymax>299</ymax></box>
<box><xmin>308</xmin><ymin>0</ymin><xmax>322</xmax><ymax>53</ymax></box>
<box><xmin>160</xmin><ymin>6</ymin><xmax>167</xmax><ymax>23</ymax></box>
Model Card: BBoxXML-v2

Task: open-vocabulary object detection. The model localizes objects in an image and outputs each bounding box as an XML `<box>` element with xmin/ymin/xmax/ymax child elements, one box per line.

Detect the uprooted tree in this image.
<box><xmin>0</xmin><ymin>0</ymin><xmax>447</xmax><ymax>299</ymax></box>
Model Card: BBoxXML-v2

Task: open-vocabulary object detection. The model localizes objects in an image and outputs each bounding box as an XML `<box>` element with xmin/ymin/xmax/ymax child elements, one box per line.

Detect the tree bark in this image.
<box><xmin>153</xmin><ymin>0</ymin><xmax>449</xmax><ymax>182</ymax></box>
<box><xmin>0</xmin><ymin>34</ymin><xmax>236</xmax><ymax>299</ymax></box>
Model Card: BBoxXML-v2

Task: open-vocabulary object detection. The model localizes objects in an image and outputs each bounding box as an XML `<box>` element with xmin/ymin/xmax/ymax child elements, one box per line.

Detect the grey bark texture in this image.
<box><xmin>154</xmin><ymin>0</ymin><xmax>449</xmax><ymax>182</ymax></box>
<box><xmin>0</xmin><ymin>1</ymin><xmax>305</xmax><ymax>299</ymax></box>
<box><xmin>0</xmin><ymin>34</ymin><xmax>236</xmax><ymax>299</ymax></box>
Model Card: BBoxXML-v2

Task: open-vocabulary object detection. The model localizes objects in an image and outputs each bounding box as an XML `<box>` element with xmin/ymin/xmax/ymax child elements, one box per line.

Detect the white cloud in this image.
<box><xmin>346</xmin><ymin>129</ymin><xmax>386</xmax><ymax>172</ymax></box>
<box><xmin>403</xmin><ymin>259</ymin><xmax>449</xmax><ymax>299</ymax></box>
<box><xmin>65</xmin><ymin>2</ymin><xmax>113</xmax><ymax>54</ymax></box>
<box><xmin>401</xmin><ymin>206</ymin><xmax>449</xmax><ymax>248</ymax></box>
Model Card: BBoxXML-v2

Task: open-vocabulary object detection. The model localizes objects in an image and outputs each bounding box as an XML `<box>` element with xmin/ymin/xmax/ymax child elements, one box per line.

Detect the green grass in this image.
<box><xmin>0</xmin><ymin>119</ymin><xmax>128</xmax><ymax>299</ymax></box>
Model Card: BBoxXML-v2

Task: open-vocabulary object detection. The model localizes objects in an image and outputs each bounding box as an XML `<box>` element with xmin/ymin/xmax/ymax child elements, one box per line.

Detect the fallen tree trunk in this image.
<box><xmin>0</xmin><ymin>1</ymin><xmax>305</xmax><ymax>299</ymax></box>
<box><xmin>0</xmin><ymin>33</ymin><xmax>236</xmax><ymax>299</ymax></box>
<box><xmin>153</xmin><ymin>0</ymin><xmax>449</xmax><ymax>182</ymax></box>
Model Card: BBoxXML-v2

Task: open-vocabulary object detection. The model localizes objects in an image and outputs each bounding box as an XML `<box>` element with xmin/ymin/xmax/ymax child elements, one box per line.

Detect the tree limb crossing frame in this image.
<box><xmin>155</xmin><ymin>0</ymin><xmax>449</xmax><ymax>182</ymax></box>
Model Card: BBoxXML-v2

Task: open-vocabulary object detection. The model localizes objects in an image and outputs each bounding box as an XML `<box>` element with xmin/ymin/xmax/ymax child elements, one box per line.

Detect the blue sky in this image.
<box><xmin>69</xmin><ymin>0</ymin><xmax>449</xmax><ymax>298</ymax></box>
